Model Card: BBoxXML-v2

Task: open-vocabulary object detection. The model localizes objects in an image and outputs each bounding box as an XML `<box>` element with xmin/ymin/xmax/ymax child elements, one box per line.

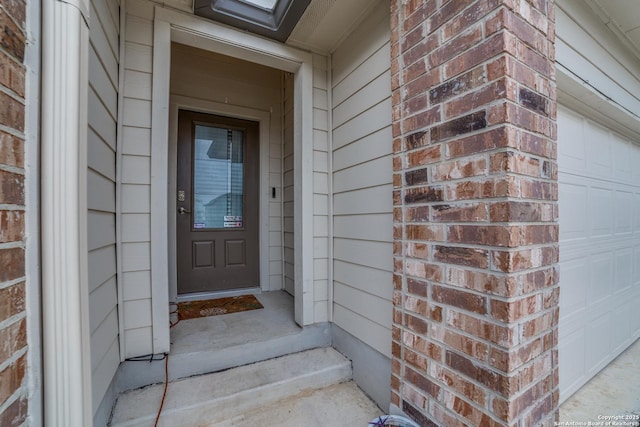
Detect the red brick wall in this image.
<box><xmin>390</xmin><ymin>0</ymin><xmax>558</xmax><ymax>425</ymax></box>
<box><xmin>0</xmin><ymin>0</ymin><xmax>28</xmax><ymax>425</ymax></box>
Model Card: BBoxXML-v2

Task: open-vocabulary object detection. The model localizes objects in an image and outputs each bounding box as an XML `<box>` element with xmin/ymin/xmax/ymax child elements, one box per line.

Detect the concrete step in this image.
<box><xmin>205</xmin><ymin>382</ymin><xmax>383</xmax><ymax>427</ymax></box>
<box><xmin>114</xmin><ymin>293</ymin><xmax>331</xmax><ymax>393</ymax></box>
<box><xmin>109</xmin><ymin>347</ymin><xmax>352</xmax><ymax>427</ymax></box>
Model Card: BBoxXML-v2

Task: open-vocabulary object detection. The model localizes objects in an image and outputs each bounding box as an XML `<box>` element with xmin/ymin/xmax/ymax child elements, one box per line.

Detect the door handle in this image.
<box><xmin>178</xmin><ymin>207</ymin><xmax>191</xmax><ymax>215</ymax></box>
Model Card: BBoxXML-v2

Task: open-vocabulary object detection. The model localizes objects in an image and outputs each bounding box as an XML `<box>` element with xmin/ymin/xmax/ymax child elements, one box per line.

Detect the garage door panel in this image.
<box><xmin>586</xmin><ymin>122</ymin><xmax>612</xmax><ymax>178</ymax></box>
<box><xmin>558</xmin><ymin>326</ymin><xmax>586</xmax><ymax>397</ymax></box>
<box><xmin>635</xmin><ymin>289</ymin><xmax>640</xmax><ymax>335</ymax></box>
<box><xmin>588</xmin><ymin>252</ymin><xmax>613</xmax><ymax>304</ymax></box>
<box><xmin>612</xmin><ymin>134</ymin><xmax>633</xmax><ymax>182</ymax></box>
<box><xmin>635</xmin><ymin>247</ymin><xmax>640</xmax><ymax>285</ymax></box>
<box><xmin>586</xmin><ymin>311</ymin><xmax>611</xmax><ymax>374</ymax></box>
<box><xmin>612</xmin><ymin>299</ymin><xmax>633</xmax><ymax>353</ymax></box>
<box><xmin>558</xmin><ymin>108</ymin><xmax>587</xmax><ymax>173</ymax></box>
<box><xmin>559</xmin><ymin>257</ymin><xmax>589</xmax><ymax>316</ymax></box>
<box><xmin>558</xmin><ymin>105</ymin><xmax>640</xmax><ymax>402</ymax></box>
<box><xmin>589</xmin><ymin>187</ymin><xmax>614</xmax><ymax>237</ymax></box>
<box><xmin>614</xmin><ymin>248</ymin><xmax>633</xmax><ymax>294</ymax></box>
<box><xmin>635</xmin><ymin>192</ymin><xmax>640</xmax><ymax>233</ymax></box>
<box><xmin>559</xmin><ymin>181</ymin><xmax>588</xmax><ymax>242</ymax></box>
<box><xmin>615</xmin><ymin>191</ymin><xmax>634</xmax><ymax>235</ymax></box>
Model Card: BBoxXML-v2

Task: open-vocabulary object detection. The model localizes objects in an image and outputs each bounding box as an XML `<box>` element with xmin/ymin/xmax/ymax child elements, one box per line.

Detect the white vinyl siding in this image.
<box><xmin>330</xmin><ymin>0</ymin><xmax>393</xmax><ymax>357</ymax></box>
<box><xmin>88</xmin><ymin>0</ymin><xmax>120</xmax><ymax>414</ymax></box>
<box><xmin>556</xmin><ymin>0</ymin><xmax>640</xmax><ymax>122</ymax></box>
<box><xmin>120</xmin><ymin>0</ymin><xmax>154</xmax><ymax>358</ymax></box>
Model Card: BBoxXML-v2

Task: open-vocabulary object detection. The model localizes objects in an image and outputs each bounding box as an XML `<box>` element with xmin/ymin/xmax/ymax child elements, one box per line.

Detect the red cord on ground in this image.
<box><xmin>153</xmin><ymin>354</ymin><xmax>169</xmax><ymax>427</ymax></box>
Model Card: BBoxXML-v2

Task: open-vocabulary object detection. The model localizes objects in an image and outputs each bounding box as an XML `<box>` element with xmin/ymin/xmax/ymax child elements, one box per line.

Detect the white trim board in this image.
<box><xmin>167</xmin><ymin>95</ymin><xmax>272</xmax><ymax>302</ymax></box>
<box><xmin>150</xmin><ymin>5</ymin><xmax>315</xmax><ymax>353</ymax></box>
<box><xmin>557</xmin><ymin>64</ymin><xmax>640</xmax><ymax>141</ymax></box>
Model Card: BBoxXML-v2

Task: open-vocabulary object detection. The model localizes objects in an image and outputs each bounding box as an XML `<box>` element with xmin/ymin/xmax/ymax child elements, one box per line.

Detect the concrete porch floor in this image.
<box><xmin>169</xmin><ymin>290</ymin><xmax>302</xmax><ymax>355</ymax></box>
<box><xmin>560</xmin><ymin>338</ymin><xmax>640</xmax><ymax>423</ymax></box>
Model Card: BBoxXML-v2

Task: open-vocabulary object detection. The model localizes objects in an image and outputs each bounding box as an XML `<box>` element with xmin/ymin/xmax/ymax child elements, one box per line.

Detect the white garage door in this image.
<box><xmin>558</xmin><ymin>105</ymin><xmax>640</xmax><ymax>402</ymax></box>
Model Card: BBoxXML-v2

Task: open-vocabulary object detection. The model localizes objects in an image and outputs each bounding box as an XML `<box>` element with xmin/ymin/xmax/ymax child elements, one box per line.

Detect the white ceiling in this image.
<box><xmin>590</xmin><ymin>0</ymin><xmax>640</xmax><ymax>59</ymax></box>
<box><xmin>286</xmin><ymin>0</ymin><xmax>379</xmax><ymax>53</ymax></box>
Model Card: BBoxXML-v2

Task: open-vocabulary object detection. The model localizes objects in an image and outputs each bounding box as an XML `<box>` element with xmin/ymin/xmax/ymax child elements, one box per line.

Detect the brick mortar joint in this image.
<box><xmin>0</xmin><ymin>163</ymin><xmax>26</xmax><ymax>176</ymax></box>
<box><xmin>397</xmin><ymin>118</ymin><xmax>554</xmax><ymax>150</ymax></box>
<box><xmin>434</xmin><ymin>78</ymin><xmax>552</xmax><ymax>111</ymax></box>
<box><xmin>440</xmin><ymin>346</ymin><xmax>525</xmax><ymax>384</ymax></box>
<box><xmin>0</xmin><ymin>4</ymin><xmax>28</xmax><ymax>34</ymax></box>
<box><xmin>0</xmin><ymin>44</ymin><xmax>27</xmax><ymax>70</ymax></box>
<box><xmin>0</xmin><ymin>383</ymin><xmax>30</xmax><ymax>421</ymax></box>
<box><xmin>400</xmin><ymin>175</ymin><xmax>560</xmax><ymax>188</ymax></box>
<box><xmin>0</xmin><ymin>205</ymin><xmax>26</xmax><ymax>212</ymax></box>
<box><xmin>402</xmin><ymin>239</ymin><xmax>558</xmax><ymax>252</ymax></box>
<box><xmin>0</xmin><ymin>277</ymin><xmax>26</xmax><ymax>292</ymax></box>
<box><xmin>421</xmin><ymin>176</ymin><xmax>560</xmax><ymax>188</ymax></box>
<box><xmin>0</xmin><ymin>124</ymin><xmax>26</xmax><ymax>140</ymax></box>
<box><xmin>438</xmin><ymin>142</ymin><xmax>558</xmax><ymax>161</ymax></box>
<box><xmin>0</xmin><ymin>80</ymin><xmax>27</xmax><ymax>105</ymax></box>
<box><xmin>0</xmin><ymin>309</ymin><xmax>27</xmax><ymax>333</ymax></box>
<box><xmin>401</xmin><ymin>308</ymin><xmax>557</xmax><ymax>349</ymax></box>
<box><xmin>0</xmin><ymin>343</ymin><xmax>28</xmax><ymax>374</ymax></box>
<box><xmin>0</xmin><ymin>241</ymin><xmax>26</xmax><ymax>251</ymax></box>
<box><xmin>425</xmin><ymin>278</ymin><xmax>557</xmax><ymax>304</ymax></box>
<box><xmin>403</xmin><ymin>220</ymin><xmax>557</xmax><ymax>226</ymax></box>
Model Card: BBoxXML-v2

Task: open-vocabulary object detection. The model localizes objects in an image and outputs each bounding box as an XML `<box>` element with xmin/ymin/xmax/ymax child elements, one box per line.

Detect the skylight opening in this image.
<box><xmin>238</xmin><ymin>0</ymin><xmax>278</xmax><ymax>11</ymax></box>
<box><xmin>194</xmin><ymin>0</ymin><xmax>310</xmax><ymax>42</ymax></box>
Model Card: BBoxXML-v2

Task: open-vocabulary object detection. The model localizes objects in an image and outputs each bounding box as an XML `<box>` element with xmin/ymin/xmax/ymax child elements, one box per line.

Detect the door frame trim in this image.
<box><xmin>149</xmin><ymin>5</ymin><xmax>315</xmax><ymax>353</ymax></box>
<box><xmin>168</xmin><ymin>96</ymin><xmax>272</xmax><ymax>302</ymax></box>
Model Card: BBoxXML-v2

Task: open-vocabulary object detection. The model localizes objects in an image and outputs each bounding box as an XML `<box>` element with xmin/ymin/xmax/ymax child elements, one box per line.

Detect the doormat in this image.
<box><xmin>177</xmin><ymin>295</ymin><xmax>264</xmax><ymax>321</ymax></box>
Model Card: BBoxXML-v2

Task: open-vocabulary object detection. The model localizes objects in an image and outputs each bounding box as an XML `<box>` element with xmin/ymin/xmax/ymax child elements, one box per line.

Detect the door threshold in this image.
<box><xmin>175</xmin><ymin>286</ymin><xmax>261</xmax><ymax>303</ymax></box>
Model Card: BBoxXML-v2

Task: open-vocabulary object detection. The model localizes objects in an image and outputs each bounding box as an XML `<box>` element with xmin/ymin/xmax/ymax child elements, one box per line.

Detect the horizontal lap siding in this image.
<box><xmin>556</xmin><ymin>0</ymin><xmax>640</xmax><ymax>117</ymax></box>
<box><xmin>331</xmin><ymin>0</ymin><xmax>393</xmax><ymax>357</ymax></box>
<box><xmin>88</xmin><ymin>0</ymin><xmax>120</xmax><ymax>414</ymax></box>
<box><xmin>121</xmin><ymin>0</ymin><xmax>154</xmax><ymax>358</ymax></box>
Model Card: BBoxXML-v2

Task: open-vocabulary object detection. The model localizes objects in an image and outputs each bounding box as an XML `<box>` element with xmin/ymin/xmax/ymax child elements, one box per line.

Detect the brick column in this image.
<box><xmin>0</xmin><ymin>0</ymin><xmax>29</xmax><ymax>425</ymax></box>
<box><xmin>390</xmin><ymin>1</ymin><xmax>558</xmax><ymax>426</ymax></box>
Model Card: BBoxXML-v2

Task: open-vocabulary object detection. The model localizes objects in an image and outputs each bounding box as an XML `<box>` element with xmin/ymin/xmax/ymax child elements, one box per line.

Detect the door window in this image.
<box><xmin>193</xmin><ymin>124</ymin><xmax>244</xmax><ymax>229</ymax></box>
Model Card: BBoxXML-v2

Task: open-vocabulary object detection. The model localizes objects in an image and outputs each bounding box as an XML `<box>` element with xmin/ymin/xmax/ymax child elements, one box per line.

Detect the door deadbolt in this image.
<box><xmin>177</xmin><ymin>190</ymin><xmax>185</xmax><ymax>202</ymax></box>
